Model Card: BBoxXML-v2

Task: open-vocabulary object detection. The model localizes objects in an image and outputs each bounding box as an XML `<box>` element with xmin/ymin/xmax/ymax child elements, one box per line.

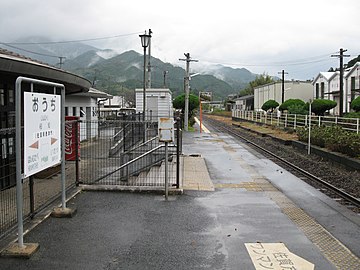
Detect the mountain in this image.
<box><xmin>3</xmin><ymin>37</ymin><xmax>259</xmax><ymax>99</ymax></box>
<box><xmin>67</xmin><ymin>50</ymin><xmax>236</xmax><ymax>100</ymax></box>
<box><xmin>196</xmin><ymin>64</ymin><xmax>257</xmax><ymax>90</ymax></box>
<box><xmin>4</xmin><ymin>36</ymin><xmax>112</xmax><ymax>67</ymax></box>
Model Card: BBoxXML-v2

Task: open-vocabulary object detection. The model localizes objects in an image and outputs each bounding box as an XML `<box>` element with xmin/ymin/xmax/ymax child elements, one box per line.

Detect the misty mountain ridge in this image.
<box><xmin>7</xmin><ymin>36</ymin><xmax>116</xmax><ymax>67</ymax></box>
<box><xmin>3</xmin><ymin>36</ymin><xmax>259</xmax><ymax>99</ymax></box>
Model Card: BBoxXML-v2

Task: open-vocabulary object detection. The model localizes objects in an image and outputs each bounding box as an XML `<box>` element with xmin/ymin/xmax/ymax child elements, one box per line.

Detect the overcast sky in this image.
<box><xmin>1</xmin><ymin>0</ymin><xmax>359</xmax><ymax>80</ymax></box>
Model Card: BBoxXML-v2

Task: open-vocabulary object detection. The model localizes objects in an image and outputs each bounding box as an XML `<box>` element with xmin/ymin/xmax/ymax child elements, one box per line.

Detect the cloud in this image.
<box><xmin>1</xmin><ymin>0</ymin><xmax>359</xmax><ymax>80</ymax></box>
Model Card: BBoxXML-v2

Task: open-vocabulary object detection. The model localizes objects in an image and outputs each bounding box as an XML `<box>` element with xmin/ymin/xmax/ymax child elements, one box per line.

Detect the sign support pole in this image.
<box><xmin>61</xmin><ymin>87</ymin><xmax>66</xmax><ymax>209</ymax></box>
<box><xmin>15</xmin><ymin>77</ymin><xmax>24</xmax><ymax>248</ymax></box>
<box><xmin>165</xmin><ymin>142</ymin><xmax>169</xmax><ymax>201</ymax></box>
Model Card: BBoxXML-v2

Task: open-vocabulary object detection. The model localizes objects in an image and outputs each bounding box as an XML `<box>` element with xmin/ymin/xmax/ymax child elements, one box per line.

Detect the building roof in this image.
<box><xmin>235</xmin><ymin>95</ymin><xmax>254</xmax><ymax>101</ymax></box>
<box><xmin>70</xmin><ymin>87</ymin><xmax>113</xmax><ymax>99</ymax></box>
<box><xmin>0</xmin><ymin>47</ymin><xmax>91</xmax><ymax>94</ymax></box>
<box><xmin>312</xmin><ymin>71</ymin><xmax>337</xmax><ymax>84</ymax></box>
<box><xmin>345</xmin><ymin>62</ymin><xmax>360</xmax><ymax>79</ymax></box>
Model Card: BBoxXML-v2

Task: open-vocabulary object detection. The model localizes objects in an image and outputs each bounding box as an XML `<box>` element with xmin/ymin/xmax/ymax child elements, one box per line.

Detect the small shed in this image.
<box><xmin>135</xmin><ymin>88</ymin><xmax>173</xmax><ymax>120</ymax></box>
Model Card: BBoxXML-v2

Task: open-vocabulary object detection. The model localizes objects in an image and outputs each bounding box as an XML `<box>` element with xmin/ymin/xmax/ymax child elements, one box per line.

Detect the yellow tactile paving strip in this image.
<box><xmin>214</xmin><ymin>182</ymin><xmax>278</xmax><ymax>192</ymax></box>
<box><xmin>182</xmin><ymin>156</ymin><xmax>215</xmax><ymax>191</ymax></box>
<box><xmin>268</xmin><ymin>191</ymin><xmax>360</xmax><ymax>269</ymax></box>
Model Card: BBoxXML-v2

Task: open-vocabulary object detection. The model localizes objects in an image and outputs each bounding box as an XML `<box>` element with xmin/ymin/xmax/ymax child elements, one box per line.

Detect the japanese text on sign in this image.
<box><xmin>245</xmin><ymin>243</ymin><xmax>314</xmax><ymax>270</ymax></box>
<box><xmin>24</xmin><ymin>92</ymin><xmax>61</xmax><ymax>177</ymax></box>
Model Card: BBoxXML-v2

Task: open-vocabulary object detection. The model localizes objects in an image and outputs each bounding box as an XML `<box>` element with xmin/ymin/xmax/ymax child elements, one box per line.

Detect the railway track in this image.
<box><xmin>204</xmin><ymin>116</ymin><xmax>360</xmax><ymax>212</ymax></box>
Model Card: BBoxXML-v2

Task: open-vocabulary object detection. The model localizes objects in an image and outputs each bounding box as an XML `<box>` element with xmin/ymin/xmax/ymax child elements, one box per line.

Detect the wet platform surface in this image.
<box><xmin>1</xmin><ymin>123</ymin><xmax>359</xmax><ymax>269</ymax></box>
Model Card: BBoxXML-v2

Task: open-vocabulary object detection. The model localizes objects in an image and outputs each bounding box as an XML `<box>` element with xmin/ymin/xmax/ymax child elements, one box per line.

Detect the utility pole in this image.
<box><xmin>58</xmin><ymin>56</ymin><xmax>66</xmax><ymax>69</ymax></box>
<box><xmin>163</xmin><ymin>71</ymin><xmax>168</xmax><ymax>88</ymax></box>
<box><xmin>331</xmin><ymin>48</ymin><xmax>350</xmax><ymax>116</ymax></box>
<box><xmin>147</xmin><ymin>29</ymin><xmax>153</xmax><ymax>88</ymax></box>
<box><xmin>179</xmin><ymin>53</ymin><xmax>198</xmax><ymax>131</ymax></box>
<box><xmin>278</xmin><ymin>70</ymin><xmax>288</xmax><ymax>104</ymax></box>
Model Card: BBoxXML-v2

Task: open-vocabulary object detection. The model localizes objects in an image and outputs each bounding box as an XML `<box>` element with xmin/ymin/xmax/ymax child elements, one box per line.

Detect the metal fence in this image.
<box><xmin>232</xmin><ymin>110</ymin><xmax>360</xmax><ymax>133</ymax></box>
<box><xmin>0</xmin><ymin>116</ymin><xmax>182</xmax><ymax>240</ymax></box>
<box><xmin>0</xmin><ymin>126</ymin><xmax>77</xmax><ymax>240</ymax></box>
<box><xmin>79</xmin><ymin>117</ymin><xmax>181</xmax><ymax>188</ymax></box>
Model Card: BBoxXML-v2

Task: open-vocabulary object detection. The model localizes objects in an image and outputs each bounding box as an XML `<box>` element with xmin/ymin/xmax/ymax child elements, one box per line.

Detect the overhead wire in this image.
<box><xmin>0</xmin><ymin>31</ymin><xmax>143</xmax><ymax>60</ymax></box>
<box><xmin>200</xmin><ymin>52</ymin><xmax>338</xmax><ymax>68</ymax></box>
<box><xmin>0</xmin><ymin>31</ymin><xmax>143</xmax><ymax>45</ymax></box>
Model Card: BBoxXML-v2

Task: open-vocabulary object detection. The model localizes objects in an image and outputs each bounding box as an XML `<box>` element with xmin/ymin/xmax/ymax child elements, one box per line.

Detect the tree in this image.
<box><xmin>239</xmin><ymin>73</ymin><xmax>274</xmax><ymax>96</ymax></box>
<box><xmin>173</xmin><ymin>94</ymin><xmax>200</xmax><ymax>124</ymax></box>
<box><xmin>351</xmin><ymin>96</ymin><xmax>360</xmax><ymax>112</ymax></box>
<box><xmin>261</xmin><ymin>100</ymin><xmax>279</xmax><ymax>112</ymax></box>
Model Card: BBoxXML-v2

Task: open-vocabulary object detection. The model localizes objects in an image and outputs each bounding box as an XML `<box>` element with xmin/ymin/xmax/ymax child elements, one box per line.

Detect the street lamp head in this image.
<box><xmin>139</xmin><ymin>32</ymin><xmax>151</xmax><ymax>48</ymax></box>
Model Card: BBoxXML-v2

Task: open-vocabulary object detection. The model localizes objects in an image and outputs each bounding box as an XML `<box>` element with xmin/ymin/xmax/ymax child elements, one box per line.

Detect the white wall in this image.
<box><xmin>346</xmin><ymin>64</ymin><xmax>360</xmax><ymax>112</ymax></box>
<box><xmin>65</xmin><ymin>95</ymin><xmax>99</xmax><ymax>140</ymax></box>
<box><xmin>135</xmin><ymin>88</ymin><xmax>173</xmax><ymax>120</ymax></box>
<box><xmin>254</xmin><ymin>81</ymin><xmax>313</xmax><ymax>111</ymax></box>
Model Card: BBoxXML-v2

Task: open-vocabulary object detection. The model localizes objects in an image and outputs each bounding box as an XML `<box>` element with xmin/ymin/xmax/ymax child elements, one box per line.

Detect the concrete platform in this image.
<box><xmin>0</xmin><ymin>120</ymin><xmax>359</xmax><ymax>269</ymax></box>
<box><xmin>182</xmin><ymin>122</ymin><xmax>360</xmax><ymax>270</ymax></box>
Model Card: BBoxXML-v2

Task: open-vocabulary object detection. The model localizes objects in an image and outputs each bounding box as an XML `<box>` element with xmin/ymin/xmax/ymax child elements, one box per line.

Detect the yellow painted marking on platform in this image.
<box><xmin>182</xmin><ymin>156</ymin><xmax>214</xmax><ymax>191</ymax></box>
<box><xmin>214</xmin><ymin>182</ymin><xmax>277</xmax><ymax>192</ymax></box>
<box><xmin>245</xmin><ymin>242</ymin><xmax>314</xmax><ymax>270</ymax></box>
<box><xmin>268</xmin><ymin>192</ymin><xmax>360</xmax><ymax>269</ymax></box>
<box><xmin>194</xmin><ymin>117</ymin><xmax>210</xmax><ymax>133</ymax></box>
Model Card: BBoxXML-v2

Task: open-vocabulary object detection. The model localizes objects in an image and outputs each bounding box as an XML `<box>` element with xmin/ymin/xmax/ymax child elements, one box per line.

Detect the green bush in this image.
<box><xmin>261</xmin><ymin>99</ymin><xmax>279</xmax><ymax>112</ymax></box>
<box><xmin>288</xmin><ymin>104</ymin><xmax>308</xmax><ymax>115</ymax></box>
<box><xmin>311</xmin><ymin>99</ymin><xmax>337</xmax><ymax>115</ymax></box>
<box><xmin>279</xmin><ymin>99</ymin><xmax>305</xmax><ymax>112</ymax></box>
<box><xmin>351</xmin><ymin>96</ymin><xmax>360</xmax><ymax>112</ymax></box>
<box><xmin>344</xmin><ymin>111</ymin><xmax>360</xmax><ymax>118</ymax></box>
<box><xmin>297</xmin><ymin>125</ymin><xmax>360</xmax><ymax>158</ymax></box>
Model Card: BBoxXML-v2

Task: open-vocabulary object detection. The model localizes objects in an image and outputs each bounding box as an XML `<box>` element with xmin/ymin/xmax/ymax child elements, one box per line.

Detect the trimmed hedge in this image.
<box><xmin>261</xmin><ymin>99</ymin><xmax>279</xmax><ymax>112</ymax></box>
<box><xmin>351</xmin><ymin>96</ymin><xmax>360</xmax><ymax>112</ymax></box>
<box><xmin>297</xmin><ymin>125</ymin><xmax>360</xmax><ymax>158</ymax></box>
<box><xmin>279</xmin><ymin>99</ymin><xmax>305</xmax><ymax>111</ymax></box>
<box><xmin>310</xmin><ymin>99</ymin><xmax>337</xmax><ymax>115</ymax></box>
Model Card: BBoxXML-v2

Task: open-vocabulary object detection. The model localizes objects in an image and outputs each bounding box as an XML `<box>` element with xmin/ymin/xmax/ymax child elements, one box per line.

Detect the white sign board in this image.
<box><xmin>158</xmin><ymin>117</ymin><xmax>173</xmax><ymax>142</ymax></box>
<box><xmin>24</xmin><ymin>92</ymin><xmax>61</xmax><ymax>177</ymax></box>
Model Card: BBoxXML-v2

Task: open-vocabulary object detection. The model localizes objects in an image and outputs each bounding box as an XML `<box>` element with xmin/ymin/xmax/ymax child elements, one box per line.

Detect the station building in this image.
<box><xmin>0</xmin><ymin>48</ymin><xmax>93</xmax><ymax>189</ymax></box>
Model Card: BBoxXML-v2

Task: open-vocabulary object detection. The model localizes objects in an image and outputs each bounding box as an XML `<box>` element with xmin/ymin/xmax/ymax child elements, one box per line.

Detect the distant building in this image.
<box><xmin>312</xmin><ymin>70</ymin><xmax>356</xmax><ymax>115</ymax></box>
<box><xmin>345</xmin><ymin>62</ymin><xmax>360</xmax><ymax>112</ymax></box>
<box><xmin>135</xmin><ymin>88</ymin><xmax>173</xmax><ymax>120</ymax></box>
<box><xmin>233</xmin><ymin>95</ymin><xmax>254</xmax><ymax>111</ymax></box>
<box><xmin>103</xmin><ymin>96</ymin><xmax>126</xmax><ymax>108</ymax></box>
<box><xmin>254</xmin><ymin>81</ymin><xmax>313</xmax><ymax>111</ymax></box>
<box><xmin>66</xmin><ymin>88</ymin><xmax>112</xmax><ymax>140</ymax></box>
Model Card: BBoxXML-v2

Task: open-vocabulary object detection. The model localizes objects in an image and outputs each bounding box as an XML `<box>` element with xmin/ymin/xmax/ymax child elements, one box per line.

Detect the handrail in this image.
<box><xmin>124</xmin><ymin>136</ymin><xmax>159</xmax><ymax>154</ymax></box>
<box><xmin>95</xmin><ymin>144</ymin><xmax>176</xmax><ymax>183</ymax></box>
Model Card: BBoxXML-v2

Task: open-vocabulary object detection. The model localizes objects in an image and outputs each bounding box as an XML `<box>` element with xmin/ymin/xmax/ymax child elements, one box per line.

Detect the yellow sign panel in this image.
<box><xmin>245</xmin><ymin>243</ymin><xmax>314</xmax><ymax>270</ymax></box>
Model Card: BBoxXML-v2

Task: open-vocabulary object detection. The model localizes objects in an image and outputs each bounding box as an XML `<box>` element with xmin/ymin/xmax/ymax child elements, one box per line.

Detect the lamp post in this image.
<box><xmin>139</xmin><ymin>32</ymin><xmax>151</xmax><ymax>120</ymax></box>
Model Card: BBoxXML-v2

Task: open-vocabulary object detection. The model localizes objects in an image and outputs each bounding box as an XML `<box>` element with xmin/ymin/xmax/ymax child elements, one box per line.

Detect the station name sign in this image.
<box><xmin>24</xmin><ymin>92</ymin><xmax>61</xmax><ymax>177</ymax></box>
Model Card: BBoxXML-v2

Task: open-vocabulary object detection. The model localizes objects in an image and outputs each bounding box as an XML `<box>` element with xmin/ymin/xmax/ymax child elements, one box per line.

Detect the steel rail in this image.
<box><xmin>205</xmin><ymin>116</ymin><xmax>360</xmax><ymax>208</ymax></box>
